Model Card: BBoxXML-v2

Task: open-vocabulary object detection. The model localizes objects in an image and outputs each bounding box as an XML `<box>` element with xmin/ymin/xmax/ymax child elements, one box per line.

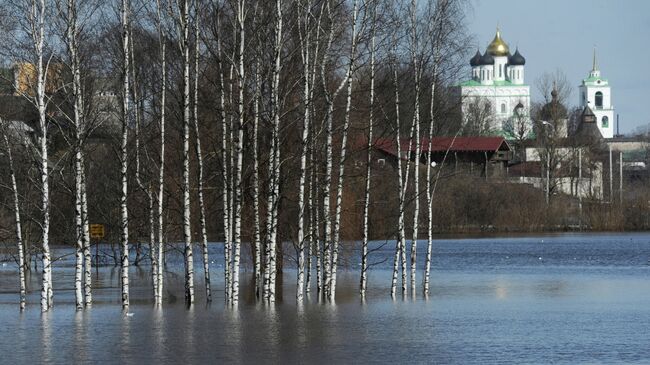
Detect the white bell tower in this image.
<box><xmin>578</xmin><ymin>49</ymin><xmax>614</xmax><ymax>138</ymax></box>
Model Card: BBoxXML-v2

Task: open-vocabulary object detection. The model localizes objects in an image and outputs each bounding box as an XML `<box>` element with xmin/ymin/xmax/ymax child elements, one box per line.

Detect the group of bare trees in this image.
<box><xmin>0</xmin><ymin>0</ymin><xmax>470</xmax><ymax>311</ymax></box>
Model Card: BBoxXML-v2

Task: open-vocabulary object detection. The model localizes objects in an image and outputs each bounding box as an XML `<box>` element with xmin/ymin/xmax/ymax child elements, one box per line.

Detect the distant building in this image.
<box><xmin>455</xmin><ymin>27</ymin><xmax>531</xmax><ymax>137</ymax></box>
<box><xmin>578</xmin><ymin>50</ymin><xmax>614</xmax><ymax>138</ymax></box>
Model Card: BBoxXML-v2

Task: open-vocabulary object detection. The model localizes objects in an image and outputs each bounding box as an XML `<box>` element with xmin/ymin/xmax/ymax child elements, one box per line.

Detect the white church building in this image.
<box><xmin>579</xmin><ymin>52</ymin><xmax>615</xmax><ymax>138</ymax></box>
<box><xmin>455</xmin><ymin>28</ymin><xmax>531</xmax><ymax>137</ymax></box>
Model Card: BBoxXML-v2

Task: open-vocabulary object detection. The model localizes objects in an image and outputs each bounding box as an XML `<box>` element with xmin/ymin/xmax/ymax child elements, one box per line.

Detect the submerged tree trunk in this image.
<box><xmin>31</xmin><ymin>0</ymin><xmax>53</xmax><ymax>312</ymax></box>
<box><xmin>231</xmin><ymin>0</ymin><xmax>246</xmax><ymax>306</ymax></box>
<box><xmin>154</xmin><ymin>1</ymin><xmax>167</xmax><ymax>302</ymax></box>
<box><xmin>120</xmin><ymin>0</ymin><xmax>131</xmax><ymax>309</ymax></box>
<box><xmin>390</xmin><ymin>51</ymin><xmax>407</xmax><ymax>298</ymax></box>
<box><xmin>264</xmin><ymin>0</ymin><xmax>283</xmax><ymax>303</ymax></box>
<box><xmin>81</xmin><ymin>159</ymin><xmax>91</xmax><ymax>305</ymax></box>
<box><xmin>214</xmin><ymin>15</ymin><xmax>232</xmax><ymax>303</ymax></box>
<box><xmin>424</xmin><ymin>2</ymin><xmax>443</xmax><ymax>296</ymax></box>
<box><xmin>180</xmin><ymin>0</ymin><xmax>194</xmax><ymax>305</ymax></box>
<box><xmin>296</xmin><ymin>1</ymin><xmax>312</xmax><ymax>302</ymax></box>
<box><xmin>409</xmin><ymin>0</ymin><xmax>421</xmax><ymax>296</ymax></box>
<box><xmin>252</xmin><ymin>62</ymin><xmax>262</xmax><ymax>298</ymax></box>
<box><xmin>192</xmin><ymin>7</ymin><xmax>211</xmax><ymax>303</ymax></box>
<box><xmin>329</xmin><ymin>0</ymin><xmax>359</xmax><ymax>300</ymax></box>
<box><xmin>67</xmin><ymin>0</ymin><xmax>87</xmax><ymax>310</ymax></box>
<box><xmin>2</xmin><ymin>128</ymin><xmax>26</xmax><ymax>310</ymax></box>
<box><xmin>360</xmin><ymin>3</ymin><xmax>376</xmax><ymax>298</ymax></box>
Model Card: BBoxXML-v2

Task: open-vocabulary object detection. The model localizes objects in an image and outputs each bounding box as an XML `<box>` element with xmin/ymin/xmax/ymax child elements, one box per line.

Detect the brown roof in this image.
<box><xmin>374</xmin><ymin>136</ymin><xmax>511</xmax><ymax>157</ymax></box>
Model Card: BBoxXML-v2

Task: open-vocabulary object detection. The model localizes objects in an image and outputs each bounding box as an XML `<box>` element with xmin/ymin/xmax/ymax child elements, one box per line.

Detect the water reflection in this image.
<box><xmin>120</xmin><ymin>309</ymin><xmax>131</xmax><ymax>364</ymax></box>
<box><xmin>152</xmin><ymin>306</ymin><xmax>165</xmax><ymax>363</ymax></box>
<box><xmin>1</xmin><ymin>234</ymin><xmax>650</xmax><ymax>363</ymax></box>
<box><xmin>41</xmin><ymin>311</ymin><xmax>53</xmax><ymax>364</ymax></box>
<box><xmin>73</xmin><ymin>310</ymin><xmax>89</xmax><ymax>363</ymax></box>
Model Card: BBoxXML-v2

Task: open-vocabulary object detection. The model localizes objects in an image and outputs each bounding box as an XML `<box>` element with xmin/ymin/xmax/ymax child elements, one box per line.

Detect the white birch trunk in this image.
<box><xmin>154</xmin><ymin>6</ymin><xmax>166</xmax><ymax>301</ymax></box>
<box><xmin>390</xmin><ymin>56</ymin><xmax>406</xmax><ymax>299</ymax></box>
<box><xmin>329</xmin><ymin>0</ymin><xmax>359</xmax><ymax>300</ymax></box>
<box><xmin>264</xmin><ymin>0</ymin><xmax>283</xmax><ymax>303</ymax></box>
<box><xmin>2</xmin><ymin>128</ymin><xmax>27</xmax><ymax>310</ymax></box>
<box><xmin>252</xmin><ymin>62</ymin><xmax>262</xmax><ymax>298</ymax></box>
<box><xmin>409</xmin><ymin>0</ymin><xmax>421</xmax><ymax>296</ymax></box>
<box><xmin>181</xmin><ymin>0</ymin><xmax>195</xmax><ymax>305</ymax></box>
<box><xmin>215</xmin><ymin>18</ymin><xmax>231</xmax><ymax>303</ymax></box>
<box><xmin>31</xmin><ymin>0</ymin><xmax>53</xmax><ymax>311</ymax></box>
<box><xmin>128</xmin><ymin>24</ymin><xmax>147</xmax><ymax>268</ymax></box>
<box><xmin>120</xmin><ymin>0</ymin><xmax>130</xmax><ymax>309</ymax></box>
<box><xmin>423</xmin><ymin>81</ymin><xmax>435</xmax><ymax>296</ymax></box>
<box><xmin>423</xmin><ymin>75</ymin><xmax>439</xmax><ymax>296</ymax></box>
<box><xmin>74</xmin><ymin>151</ymin><xmax>84</xmax><ymax>309</ymax></box>
<box><xmin>81</xmin><ymin>159</ymin><xmax>91</xmax><ymax>305</ymax></box>
<box><xmin>314</xmin><ymin>173</ymin><xmax>322</xmax><ymax>295</ymax></box>
<box><xmin>424</xmin><ymin>5</ymin><xmax>443</xmax><ymax>295</ymax></box>
<box><xmin>227</xmin><ymin>63</ymin><xmax>235</xmax><ymax>302</ymax></box>
<box><xmin>230</xmin><ymin>0</ymin><xmax>246</xmax><ymax>306</ymax></box>
<box><xmin>306</xmin><ymin>147</ymin><xmax>314</xmax><ymax>294</ymax></box>
<box><xmin>360</xmin><ymin>3</ymin><xmax>376</xmax><ymax>297</ymax></box>
<box><xmin>320</xmin><ymin>0</ymin><xmax>346</xmax><ymax>298</ymax></box>
<box><xmin>296</xmin><ymin>2</ymin><xmax>312</xmax><ymax>302</ymax></box>
<box><xmin>192</xmin><ymin>7</ymin><xmax>211</xmax><ymax>303</ymax></box>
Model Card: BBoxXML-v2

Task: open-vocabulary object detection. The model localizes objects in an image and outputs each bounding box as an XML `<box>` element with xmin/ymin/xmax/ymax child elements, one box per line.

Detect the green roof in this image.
<box><xmin>582</xmin><ymin>76</ymin><xmax>609</xmax><ymax>85</ymax></box>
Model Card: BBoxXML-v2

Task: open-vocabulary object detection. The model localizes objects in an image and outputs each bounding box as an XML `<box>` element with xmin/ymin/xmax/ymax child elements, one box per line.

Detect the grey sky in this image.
<box><xmin>468</xmin><ymin>0</ymin><xmax>649</xmax><ymax>134</ymax></box>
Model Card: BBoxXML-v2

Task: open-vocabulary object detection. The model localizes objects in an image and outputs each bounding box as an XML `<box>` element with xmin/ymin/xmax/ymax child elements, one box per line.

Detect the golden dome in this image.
<box><xmin>486</xmin><ymin>28</ymin><xmax>510</xmax><ymax>57</ymax></box>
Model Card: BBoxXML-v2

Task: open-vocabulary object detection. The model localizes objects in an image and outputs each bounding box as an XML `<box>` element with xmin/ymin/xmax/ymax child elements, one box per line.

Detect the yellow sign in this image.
<box><xmin>90</xmin><ymin>224</ymin><xmax>105</xmax><ymax>239</ymax></box>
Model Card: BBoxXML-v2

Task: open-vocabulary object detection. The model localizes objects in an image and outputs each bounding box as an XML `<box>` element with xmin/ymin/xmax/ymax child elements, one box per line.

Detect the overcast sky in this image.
<box><xmin>468</xmin><ymin>0</ymin><xmax>649</xmax><ymax>134</ymax></box>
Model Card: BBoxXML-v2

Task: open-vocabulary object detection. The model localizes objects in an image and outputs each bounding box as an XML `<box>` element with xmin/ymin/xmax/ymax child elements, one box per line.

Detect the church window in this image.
<box><xmin>602</xmin><ymin>116</ymin><xmax>609</xmax><ymax>128</ymax></box>
<box><xmin>501</xmin><ymin>103</ymin><xmax>506</xmax><ymax>113</ymax></box>
<box><xmin>595</xmin><ymin>91</ymin><xmax>603</xmax><ymax>108</ymax></box>
<box><xmin>499</xmin><ymin>64</ymin><xmax>502</xmax><ymax>78</ymax></box>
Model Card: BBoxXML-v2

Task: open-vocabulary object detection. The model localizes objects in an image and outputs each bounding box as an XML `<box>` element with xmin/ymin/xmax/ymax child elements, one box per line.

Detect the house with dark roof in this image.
<box><xmin>372</xmin><ymin>136</ymin><xmax>513</xmax><ymax>179</ymax></box>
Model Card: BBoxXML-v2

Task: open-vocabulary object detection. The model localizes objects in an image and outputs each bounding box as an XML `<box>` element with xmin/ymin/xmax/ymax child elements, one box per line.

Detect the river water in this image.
<box><xmin>1</xmin><ymin>233</ymin><xmax>650</xmax><ymax>364</ymax></box>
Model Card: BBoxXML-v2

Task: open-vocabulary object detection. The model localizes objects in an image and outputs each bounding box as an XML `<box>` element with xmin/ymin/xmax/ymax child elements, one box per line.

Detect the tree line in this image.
<box><xmin>0</xmin><ymin>0</ymin><xmax>470</xmax><ymax>311</ymax></box>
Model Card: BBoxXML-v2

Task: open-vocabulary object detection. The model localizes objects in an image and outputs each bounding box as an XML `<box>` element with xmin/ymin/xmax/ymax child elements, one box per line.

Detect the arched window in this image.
<box><xmin>602</xmin><ymin>116</ymin><xmax>609</xmax><ymax>128</ymax></box>
<box><xmin>595</xmin><ymin>91</ymin><xmax>603</xmax><ymax>108</ymax></box>
<box><xmin>499</xmin><ymin>64</ymin><xmax>502</xmax><ymax>78</ymax></box>
<box><xmin>501</xmin><ymin>103</ymin><xmax>506</xmax><ymax>113</ymax></box>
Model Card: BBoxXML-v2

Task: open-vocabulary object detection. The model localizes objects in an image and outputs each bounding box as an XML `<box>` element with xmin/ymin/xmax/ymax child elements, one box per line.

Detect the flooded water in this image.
<box><xmin>2</xmin><ymin>233</ymin><xmax>650</xmax><ymax>364</ymax></box>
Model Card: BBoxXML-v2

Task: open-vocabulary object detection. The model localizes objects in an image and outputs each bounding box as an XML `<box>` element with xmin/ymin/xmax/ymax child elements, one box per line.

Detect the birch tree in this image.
<box><xmin>1</xmin><ymin>124</ymin><xmax>27</xmax><ymax>310</ymax></box>
<box><xmin>360</xmin><ymin>0</ymin><xmax>377</xmax><ymax>298</ymax></box>
<box><xmin>119</xmin><ymin>0</ymin><xmax>131</xmax><ymax>309</ymax></box>
<box><xmin>206</xmin><ymin>3</ymin><xmax>233</xmax><ymax>302</ymax></box>
<box><xmin>56</xmin><ymin>0</ymin><xmax>88</xmax><ymax>309</ymax></box>
<box><xmin>319</xmin><ymin>0</ymin><xmax>349</xmax><ymax>298</ymax></box>
<box><xmin>27</xmin><ymin>0</ymin><xmax>54</xmax><ymax>312</ymax></box>
<box><xmin>252</xmin><ymin>59</ymin><xmax>262</xmax><ymax>297</ymax></box>
<box><xmin>329</xmin><ymin>0</ymin><xmax>361</xmax><ymax>300</ymax></box>
<box><xmin>230</xmin><ymin>0</ymin><xmax>246</xmax><ymax>306</ymax></box>
<box><xmin>264</xmin><ymin>0</ymin><xmax>283</xmax><ymax>303</ymax></box>
<box><xmin>192</xmin><ymin>1</ymin><xmax>211</xmax><ymax>303</ymax></box>
<box><xmin>423</xmin><ymin>0</ymin><xmax>445</xmax><ymax>296</ymax></box>
<box><xmin>178</xmin><ymin>0</ymin><xmax>195</xmax><ymax>304</ymax></box>
<box><xmin>390</xmin><ymin>40</ymin><xmax>408</xmax><ymax>298</ymax></box>
<box><xmin>154</xmin><ymin>0</ymin><xmax>166</xmax><ymax>305</ymax></box>
<box><xmin>408</xmin><ymin>0</ymin><xmax>421</xmax><ymax>296</ymax></box>
<box><xmin>295</xmin><ymin>0</ymin><xmax>315</xmax><ymax>302</ymax></box>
